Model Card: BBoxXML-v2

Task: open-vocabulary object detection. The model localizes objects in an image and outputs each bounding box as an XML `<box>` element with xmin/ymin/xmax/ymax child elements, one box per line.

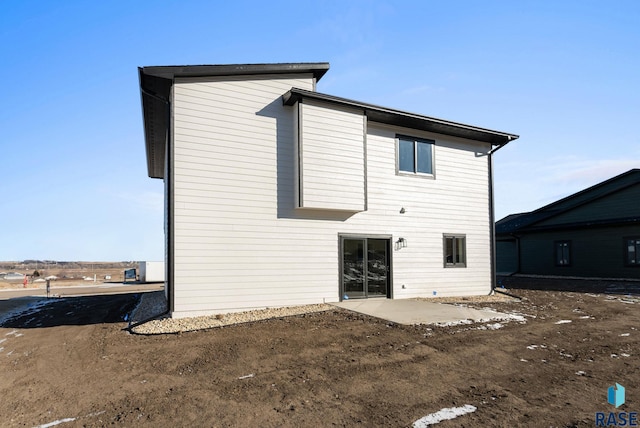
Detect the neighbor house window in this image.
<box><xmin>625</xmin><ymin>237</ymin><xmax>640</xmax><ymax>266</ymax></box>
<box><xmin>555</xmin><ymin>241</ymin><xmax>571</xmax><ymax>266</ymax></box>
<box><xmin>398</xmin><ymin>136</ymin><xmax>434</xmax><ymax>175</ymax></box>
<box><xmin>444</xmin><ymin>234</ymin><xmax>466</xmax><ymax>268</ymax></box>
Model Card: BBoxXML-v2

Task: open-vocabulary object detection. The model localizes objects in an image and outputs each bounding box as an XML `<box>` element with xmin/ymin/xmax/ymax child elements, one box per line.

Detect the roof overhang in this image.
<box><xmin>282</xmin><ymin>87</ymin><xmax>519</xmax><ymax>146</ymax></box>
<box><xmin>139</xmin><ymin>63</ymin><xmax>330</xmax><ymax>179</ymax></box>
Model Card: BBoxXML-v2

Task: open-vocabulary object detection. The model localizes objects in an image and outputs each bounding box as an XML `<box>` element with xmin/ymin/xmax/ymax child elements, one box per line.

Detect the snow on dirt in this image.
<box><xmin>412</xmin><ymin>404</ymin><xmax>477</xmax><ymax>427</ymax></box>
<box><xmin>34</xmin><ymin>417</ymin><xmax>76</xmax><ymax>427</ymax></box>
<box><xmin>433</xmin><ymin>313</ymin><xmax>526</xmax><ymax>329</ymax></box>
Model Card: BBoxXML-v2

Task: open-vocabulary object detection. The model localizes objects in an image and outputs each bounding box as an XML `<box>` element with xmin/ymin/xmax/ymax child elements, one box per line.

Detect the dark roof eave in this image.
<box><xmin>501</xmin><ymin>217</ymin><xmax>640</xmax><ymax>235</ymax></box>
<box><xmin>141</xmin><ymin>62</ymin><xmax>330</xmax><ymax>82</ymax></box>
<box><xmin>283</xmin><ymin>88</ymin><xmax>519</xmax><ymax>145</ymax></box>
<box><xmin>139</xmin><ymin>68</ymin><xmax>171</xmax><ymax>179</ymax></box>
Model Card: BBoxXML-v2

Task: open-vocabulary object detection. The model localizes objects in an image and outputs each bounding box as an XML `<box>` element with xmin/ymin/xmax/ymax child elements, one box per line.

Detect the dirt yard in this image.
<box><xmin>1</xmin><ymin>278</ymin><xmax>638</xmax><ymax>427</ymax></box>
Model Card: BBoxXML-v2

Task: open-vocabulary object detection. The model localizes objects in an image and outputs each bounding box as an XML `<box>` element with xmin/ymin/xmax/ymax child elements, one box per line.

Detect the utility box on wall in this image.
<box><xmin>139</xmin><ymin>261</ymin><xmax>165</xmax><ymax>283</ymax></box>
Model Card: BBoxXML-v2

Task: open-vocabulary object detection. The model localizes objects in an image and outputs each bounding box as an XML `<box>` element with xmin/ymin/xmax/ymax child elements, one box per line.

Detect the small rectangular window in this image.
<box><xmin>555</xmin><ymin>241</ymin><xmax>571</xmax><ymax>266</ymax></box>
<box><xmin>444</xmin><ymin>234</ymin><xmax>466</xmax><ymax>268</ymax></box>
<box><xmin>398</xmin><ymin>136</ymin><xmax>434</xmax><ymax>175</ymax></box>
<box><xmin>625</xmin><ymin>237</ymin><xmax>640</xmax><ymax>266</ymax></box>
<box><xmin>398</xmin><ymin>139</ymin><xmax>415</xmax><ymax>173</ymax></box>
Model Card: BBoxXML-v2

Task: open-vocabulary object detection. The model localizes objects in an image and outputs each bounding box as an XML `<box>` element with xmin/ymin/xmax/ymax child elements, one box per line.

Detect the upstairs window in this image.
<box><xmin>398</xmin><ymin>136</ymin><xmax>434</xmax><ymax>175</ymax></box>
<box><xmin>555</xmin><ymin>241</ymin><xmax>571</xmax><ymax>266</ymax></box>
<box><xmin>444</xmin><ymin>234</ymin><xmax>466</xmax><ymax>268</ymax></box>
<box><xmin>625</xmin><ymin>237</ymin><xmax>640</xmax><ymax>266</ymax></box>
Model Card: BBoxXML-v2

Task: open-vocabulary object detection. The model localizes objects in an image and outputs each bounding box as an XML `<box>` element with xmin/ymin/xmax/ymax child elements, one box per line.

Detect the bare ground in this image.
<box><xmin>1</xmin><ymin>278</ymin><xmax>638</xmax><ymax>427</ymax></box>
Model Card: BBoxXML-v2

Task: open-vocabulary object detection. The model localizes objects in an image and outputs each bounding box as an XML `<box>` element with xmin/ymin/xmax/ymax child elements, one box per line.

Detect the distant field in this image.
<box><xmin>0</xmin><ymin>261</ymin><xmax>138</xmax><ymax>289</ymax></box>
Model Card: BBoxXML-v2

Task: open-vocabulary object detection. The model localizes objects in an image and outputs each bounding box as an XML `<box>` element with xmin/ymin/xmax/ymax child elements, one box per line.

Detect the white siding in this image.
<box><xmin>297</xmin><ymin>101</ymin><xmax>365</xmax><ymax>211</ymax></box>
<box><xmin>170</xmin><ymin>74</ymin><xmax>493</xmax><ymax>317</ymax></box>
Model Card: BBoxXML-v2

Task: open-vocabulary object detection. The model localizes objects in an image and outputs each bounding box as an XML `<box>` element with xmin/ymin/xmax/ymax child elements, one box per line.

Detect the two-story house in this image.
<box><xmin>139</xmin><ymin>62</ymin><xmax>518</xmax><ymax>318</ymax></box>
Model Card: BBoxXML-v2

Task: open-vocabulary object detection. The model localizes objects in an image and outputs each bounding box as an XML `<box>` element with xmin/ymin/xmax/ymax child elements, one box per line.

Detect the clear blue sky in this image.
<box><xmin>1</xmin><ymin>0</ymin><xmax>638</xmax><ymax>261</ymax></box>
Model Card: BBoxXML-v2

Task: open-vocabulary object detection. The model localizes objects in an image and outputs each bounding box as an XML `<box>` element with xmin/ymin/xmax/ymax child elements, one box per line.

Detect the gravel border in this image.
<box><xmin>129</xmin><ymin>291</ymin><xmax>333</xmax><ymax>335</ymax></box>
<box><xmin>129</xmin><ymin>291</ymin><xmax>168</xmax><ymax>325</ymax></box>
<box><xmin>128</xmin><ymin>291</ymin><xmax>519</xmax><ymax>335</ymax></box>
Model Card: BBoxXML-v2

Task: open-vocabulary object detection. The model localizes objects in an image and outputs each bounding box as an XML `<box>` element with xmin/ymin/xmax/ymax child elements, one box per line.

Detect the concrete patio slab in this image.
<box><xmin>332</xmin><ymin>298</ymin><xmax>514</xmax><ymax>325</ymax></box>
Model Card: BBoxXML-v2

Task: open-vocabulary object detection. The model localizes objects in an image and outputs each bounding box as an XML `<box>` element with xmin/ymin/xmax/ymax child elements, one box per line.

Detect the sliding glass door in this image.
<box><xmin>341</xmin><ymin>237</ymin><xmax>390</xmax><ymax>300</ymax></box>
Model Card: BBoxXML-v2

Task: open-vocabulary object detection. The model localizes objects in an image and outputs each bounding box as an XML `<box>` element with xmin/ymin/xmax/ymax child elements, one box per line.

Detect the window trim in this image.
<box><xmin>443</xmin><ymin>234</ymin><xmax>466</xmax><ymax>268</ymax></box>
<box><xmin>554</xmin><ymin>240</ymin><xmax>572</xmax><ymax>267</ymax></box>
<box><xmin>396</xmin><ymin>135</ymin><xmax>435</xmax><ymax>177</ymax></box>
<box><xmin>624</xmin><ymin>236</ymin><xmax>640</xmax><ymax>267</ymax></box>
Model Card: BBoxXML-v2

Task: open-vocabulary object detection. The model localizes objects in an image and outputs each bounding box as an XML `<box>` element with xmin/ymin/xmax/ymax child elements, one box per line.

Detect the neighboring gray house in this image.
<box><xmin>139</xmin><ymin>62</ymin><xmax>518</xmax><ymax>318</ymax></box>
<box><xmin>496</xmin><ymin>169</ymin><xmax>640</xmax><ymax>279</ymax></box>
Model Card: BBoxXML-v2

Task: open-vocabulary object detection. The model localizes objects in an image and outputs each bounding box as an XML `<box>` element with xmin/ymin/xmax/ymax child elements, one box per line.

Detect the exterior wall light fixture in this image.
<box><xmin>395</xmin><ymin>237</ymin><xmax>407</xmax><ymax>250</ymax></box>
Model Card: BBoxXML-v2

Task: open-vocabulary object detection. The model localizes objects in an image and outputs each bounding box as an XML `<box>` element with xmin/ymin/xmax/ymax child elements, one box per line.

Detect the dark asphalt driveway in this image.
<box><xmin>0</xmin><ymin>293</ymin><xmax>141</xmax><ymax>328</ymax></box>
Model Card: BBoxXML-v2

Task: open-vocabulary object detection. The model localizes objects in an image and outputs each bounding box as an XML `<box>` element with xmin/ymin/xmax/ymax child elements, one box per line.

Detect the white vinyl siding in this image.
<box><xmin>169</xmin><ymin>74</ymin><xmax>493</xmax><ymax>317</ymax></box>
<box><xmin>366</xmin><ymin>124</ymin><xmax>491</xmax><ymax>299</ymax></box>
<box><xmin>296</xmin><ymin>101</ymin><xmax>366</xmax><ymax>211</ymax></box>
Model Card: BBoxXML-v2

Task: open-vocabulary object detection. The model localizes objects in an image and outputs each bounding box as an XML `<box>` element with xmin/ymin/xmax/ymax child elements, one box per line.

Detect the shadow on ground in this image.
<box><xmin>0</xmin><ymin>293</ymin><xmax>141</xmax><ymax>328</ymax></box>
<box><xmin>498</xmin><ymin>275</ymin><xmax>640</xmax><ymax>294</ymax></box>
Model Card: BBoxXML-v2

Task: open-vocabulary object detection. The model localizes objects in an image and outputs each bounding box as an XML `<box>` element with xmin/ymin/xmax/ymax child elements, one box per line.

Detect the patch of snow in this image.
<box><xmin>560</xmin><ymin>352</ymin><xmax>573</xmax><ymax>358</ymax></box>
<box><xmin>579</xmin><ymin>316</ymin><xmax>593</xmax><ymax>319</ymax></box>
<box><xmin>527</xmin><ymin>345</ymin><xmax>538</xmax><ymax>350</ymax></box>
<box><xmin>484</xmin><ymin>313</ymin><xmax>526</xmax><ymax>323</ymax></box>
<box><xmin>555</xmin><ymin>320</ymin><xmax>572</xmax><ymax>324</ymax></box>
<box><xmin>238</xmin><ymin>373</ymin><xmax>255</xmax><ymax>380</ymax></box>
<box><xmin>435</xmin><ymin>312</ymin><xmax>526</xmax><ymax>328</ymax></box>
<box><xmin>520</xmin><ymin>359</ymin><xmax>528</xmax><ymax>362</ymax></box>
<box><xmin>576</xmin><ymin>371</ymin><xmax>586</xmax><ymax>376</ymax></box>
<box><xmin>486</xmin><ymin>323</ymin><xmax>504</xmax><ymax>330</ymax></box>
<box><xmin>34</xmin><ymin>418</ymin><xmax>76</xmax><ymax>428</ymax></box>
<box><xmin>620</xmin><ymin>333</ymin><xmax>630</xmax><ymax>337</ymax></box>
<box><xmin>413</xmin><ymin>404</ymin><xmax>477</xmax><ymax>427</ymax></box>
<box><xmin>0</xmin><ymin>338</ymin><xmax>6</xmax><ymax>344</ymax></box>
<box><xmin>434</xmin><ymin>319</ymin><xmax>473</xmax><ymax>327</ymax></box>
<box><xmin>621</xmin><ymin>353</ymin><xmax>631</xmax><ymax>357</ymax></box>
<box><xmin>611</xmin><ymin>354</ymin><xmax>618</xmax><ymax>358</ymax></box>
